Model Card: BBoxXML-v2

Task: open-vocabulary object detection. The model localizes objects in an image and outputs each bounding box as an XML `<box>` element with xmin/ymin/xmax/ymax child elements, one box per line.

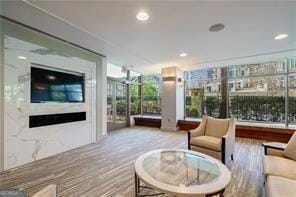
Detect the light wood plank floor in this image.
<box><xmin>0</xmin><ymin>127</ymin><xmax>265</xmax><ymax>197</ymax></box>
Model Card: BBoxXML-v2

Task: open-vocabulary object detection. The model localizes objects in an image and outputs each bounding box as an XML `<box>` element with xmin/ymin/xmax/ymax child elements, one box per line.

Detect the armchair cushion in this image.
<box><xmin>190</xmin><ymin>136</ymin><xmax>221</xmax><ymax>151</ymax></box>
<box><xmin>263</xmin><ymin>155</ymin><xmax>296</xmax><ymax>181</ymax></box>
<box><xmin>205</xmin><ymin>117</ymin><xmax>229</xmax><ymax>138</ymax></box>
<box><xmin>284</xmin><ymin>131</ymin><xmax>296</xmax><ymax>161</ymax></box>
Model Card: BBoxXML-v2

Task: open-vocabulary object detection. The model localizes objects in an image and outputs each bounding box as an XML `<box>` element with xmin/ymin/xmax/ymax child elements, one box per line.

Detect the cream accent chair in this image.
<box><xmin>188</xmin><ymin>115</ymin><xmax>235</xmax><ymax>164</ymax></box>
<box><xmin>32</xmin><ymin>184</ymin><xmax>57</xmax><ymax>197</ymax></box>
<box><xmin>263</xmin><ymin>132</ymin><xmax>296</xmax><ymax>197</ymax></box>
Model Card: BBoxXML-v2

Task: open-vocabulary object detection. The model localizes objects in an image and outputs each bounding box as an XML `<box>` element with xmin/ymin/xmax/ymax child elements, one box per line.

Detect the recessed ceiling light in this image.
<box><xmin>17</xmin><ymin>56</ymin><xmax>27</xmax><ymax>60</ymax></box>
<box><xmin>179</xmin><ymin>53</ymin><xmax>187</xmax><ymax>57</ymax></box>
<box><xmin>136</xmin><ymin>12</ymin><xmax>149</xmax><ymax>21</ymax></box>
<box><xmin>209</xmin><ymin>23</ymin><xmax>225</xmax><ymax>32</ymax></box>
<box><xmin>274</xmin><ymin>33</ymin><xmax>288</xmax><ymax>40</ymax></box>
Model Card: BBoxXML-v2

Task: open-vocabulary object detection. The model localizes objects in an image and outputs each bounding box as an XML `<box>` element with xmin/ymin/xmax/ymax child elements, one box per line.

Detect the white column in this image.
<box><xmin>96</xmin><ymin>57</ymin><xmax>107</xmax><ymax>140</ymax></box>
<box><xmin>0</xmin><ymin>21</ymin><xmax>4</xmax><ymax>171</ymax></box>
<box><xmin>161</xmin><ymin>67</ymin><xmax>184</xmax><ymax>131</ymax></box>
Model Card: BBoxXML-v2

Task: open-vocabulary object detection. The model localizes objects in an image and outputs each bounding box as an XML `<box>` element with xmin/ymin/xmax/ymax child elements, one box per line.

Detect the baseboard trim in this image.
<box><xmin>178</xmin><ymin>119</ymin><xmax>294</xmax><ymax>143</ymax></box>
<box><xmin>134</xmin><ymin>117</ymin><xmax>294</xmax><ymax>142</ymax></box>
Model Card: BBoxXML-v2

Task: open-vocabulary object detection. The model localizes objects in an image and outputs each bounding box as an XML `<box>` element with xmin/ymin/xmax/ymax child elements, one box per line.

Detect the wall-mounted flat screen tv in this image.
<box><xmin>31</xmin><ymin>65</ymin><xmax>85</xmax><ymax>103</ymax></box>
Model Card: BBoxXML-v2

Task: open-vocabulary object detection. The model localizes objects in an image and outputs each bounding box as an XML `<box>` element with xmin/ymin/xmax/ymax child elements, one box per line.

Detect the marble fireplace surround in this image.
<box><xmin>4</xmin><ymin>36</ymin><xmax>98</xmax><ymax>170</ymax></box>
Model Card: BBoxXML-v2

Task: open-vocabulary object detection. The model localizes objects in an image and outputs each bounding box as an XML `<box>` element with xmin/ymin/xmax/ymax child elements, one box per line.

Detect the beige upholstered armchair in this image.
<box><xmin>188</xmin><ymin>116</ymin><xmax>235</xmax><ymax>164</ymax></box>
<box><xmin>262</xmin><ymin>132</ymin><xmax>296</xmax><ymax>197</ymax></box>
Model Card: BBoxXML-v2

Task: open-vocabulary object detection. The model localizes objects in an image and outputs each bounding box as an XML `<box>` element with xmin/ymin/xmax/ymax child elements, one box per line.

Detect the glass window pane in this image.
<box><xmin>186</xmin><ymin>67</ymin><xmax>222</xmax><ymax>82</ymax></box>
<box><xmin>143</xmin><ymin>74</ymin><xmax>162</xmax><ymax>115</ymax></box>
<box><xmin>228</xmin><ymin>60</ymin><xmax>285</xmax><ymax>78</ymax></box>
<box><xmin>107</xmin><ymin>81</ymin><xmax>113</xmax><ymax>123</ymax></box>
<box><xmin>116</xmin><ymin>83</ymin><xmax>126</xmax><ymax>122</ymax></box>
<box><xmin>129</xmin><ymin>70</ymin><xmax>141</xmax><ymax>83</ymax></box>
<box><xmin>287</xmin><ymin>58</ymin><xmax>296</xmax><ymax>73</ymax></box>
<box><xmin>289</xmin><ymin>73</ymin><xmax>296</xmax><ymax>124</ymax></box>
<box><xmin>229</xmin><ymin>75</ymin><xmax>285</xmax><ymax>123</ymax></box>
<box><xmin>185</xmin><ymin>68</ymin><xmax>222</xmax><ymax>118</ymax></box>
<box><xmin>185</xmin><ymin>88</ymin><xmax>203</xmax><ymax>118</ymax></box>
<box><xmin>130</xmin><ymin>84</ymin><xmax>141</xmax><ymax>115</ymax></box>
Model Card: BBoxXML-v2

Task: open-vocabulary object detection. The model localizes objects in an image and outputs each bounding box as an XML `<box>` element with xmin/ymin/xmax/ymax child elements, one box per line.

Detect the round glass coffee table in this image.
<box><xmin>134</xmin><ymin>149</ymin><xmax>231</xmax><ymax>197</ymax></box>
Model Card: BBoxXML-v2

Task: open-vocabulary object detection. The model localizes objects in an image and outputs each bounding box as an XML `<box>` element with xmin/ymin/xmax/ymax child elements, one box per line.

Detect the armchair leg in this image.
<box><xmin>221</xmin><ymin>138</ymin><xmax>226</xmax><ymax>164</ymax></box>
<box><xmin>188</xmin><ymin>132</ymin><xmax>191</xmax><ymax>150</ymax></box>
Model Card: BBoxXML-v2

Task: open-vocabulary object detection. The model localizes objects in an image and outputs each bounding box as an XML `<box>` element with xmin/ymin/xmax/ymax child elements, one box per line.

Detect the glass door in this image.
<box><xmin>107</xmin><ymin>81</ymin><xmax>114</xmax><ymax>130</ymax></box>
<box><xmin>107</xmin><ymin>79</ymin><xmax>127</xmax><ymax>131</ymax></box>
<box><xmin>115</xmin><ymin>82</ymin><xmax>127</xmax><ymax>128</ymax></box>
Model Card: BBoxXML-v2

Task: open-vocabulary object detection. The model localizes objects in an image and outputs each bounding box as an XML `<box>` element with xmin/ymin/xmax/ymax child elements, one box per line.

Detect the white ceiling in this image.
<box><xmin>3</xmin><ymin>1</ymin><xmax>296</xmax><ymax>73</ymax></box>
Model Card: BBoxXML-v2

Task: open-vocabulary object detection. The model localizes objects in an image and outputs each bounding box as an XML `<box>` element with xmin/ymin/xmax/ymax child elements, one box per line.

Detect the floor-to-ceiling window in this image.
<box><xmin>228</xmin><ymin>61</ymin><xmax>286</xmax><ymax>124</ymax></box>
<box><xmin>107</xmin><ymin>64</ymin><xmax>163</xmax><ymax>130</ymax></box>
<box><xmin>185</xmin><ymin>68</ymin><xmax>222</xmax><ymax>118</ymax></box>
<box><xmin>288</xmin><ymin>58</ymin><xmax>296</xmax><ymax>125</ymax></box>
<box><xmin>185</xmin><ymin>57</ymin><xmax>296</xmax><ymax>127</ymax></box>
<box><xmin>129</xmin><ymin>70</ymin><xmax>142</xmax><ymax>116</ymax></box>
<box><xmin>142</xmin><ymin>74</ymin><xmax>162</xmax><ymax>115</ymax></box>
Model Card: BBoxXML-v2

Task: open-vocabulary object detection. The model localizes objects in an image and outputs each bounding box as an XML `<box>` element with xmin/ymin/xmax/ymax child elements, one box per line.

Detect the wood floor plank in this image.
<box><xmin>0</xmin><ymin>126</ymin><xmax>264</xmax><ymax>197</ymax></box>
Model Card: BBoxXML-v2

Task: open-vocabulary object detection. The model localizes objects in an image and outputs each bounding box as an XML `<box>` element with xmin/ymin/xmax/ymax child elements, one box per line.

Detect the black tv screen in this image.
<box><xmin>31</xmin><ymin>66</ymin><xmax>85</xmax><ymax>103</ymax></box>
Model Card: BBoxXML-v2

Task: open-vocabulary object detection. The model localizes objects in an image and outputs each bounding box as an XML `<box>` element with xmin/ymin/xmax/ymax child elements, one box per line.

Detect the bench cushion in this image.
<box><xmin>266</xmin><ymin>176</ymin><xmax>296</xmax><ymax>197</ymax></box>
<box><xmin>263</xmin><ymin>155</ymin><xmax>296</xmax><ymax>181</ymax></box>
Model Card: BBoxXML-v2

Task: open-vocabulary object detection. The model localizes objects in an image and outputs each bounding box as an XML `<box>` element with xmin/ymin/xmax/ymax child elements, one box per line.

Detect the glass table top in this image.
<box><xmin>142</xmin><ymin>150</ymin><xmax>220</xmax><ymax>187</ymax></box>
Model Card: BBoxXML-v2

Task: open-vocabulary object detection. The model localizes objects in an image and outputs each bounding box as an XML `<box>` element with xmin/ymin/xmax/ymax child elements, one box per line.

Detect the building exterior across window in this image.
<box><xmin>185</xmin><ymin>58</ymin><xmax>296</xmax><ymax>127</ymax></box>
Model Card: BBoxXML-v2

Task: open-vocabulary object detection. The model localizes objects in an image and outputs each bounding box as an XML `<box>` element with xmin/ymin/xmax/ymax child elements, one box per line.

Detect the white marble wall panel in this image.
<box><xmin>4</xmin><ymin>36</ymin><xmax>97</xmax><ymax>170</ymax></box>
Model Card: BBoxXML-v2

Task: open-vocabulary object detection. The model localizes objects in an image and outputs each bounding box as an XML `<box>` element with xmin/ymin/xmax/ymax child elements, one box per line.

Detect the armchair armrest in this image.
<box><xmin>222</xmin><ymin>117</ymin><xmax>235</xmax><ymax>163</ymax></box>
<box><xmin>188</xmin><ymin>116</ymin><xmax>207</xmax><ymax>150</ymax></box>
<box><xmin>222</xmin><ymin>117</ymin><xmax>236</xmax><ymax>139</ymax></box>
<box><xmin>262</xmin><ymin>142</ymin><xmax>287</xmax><ymax>157</ymax></box>
<box><xmin>188</xmin><ymin>127</ymin><xmax>204</xmax><ymax>150</ymax></box>
<box><xmin>189</xmin><ymin>126</ymin><xmax>205</xmax><ymax>138</ymax></box>
<box><xmin>189</xmin><ymin>116</ymin><xmax>207</xmax><ymax>138</ymax></box>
